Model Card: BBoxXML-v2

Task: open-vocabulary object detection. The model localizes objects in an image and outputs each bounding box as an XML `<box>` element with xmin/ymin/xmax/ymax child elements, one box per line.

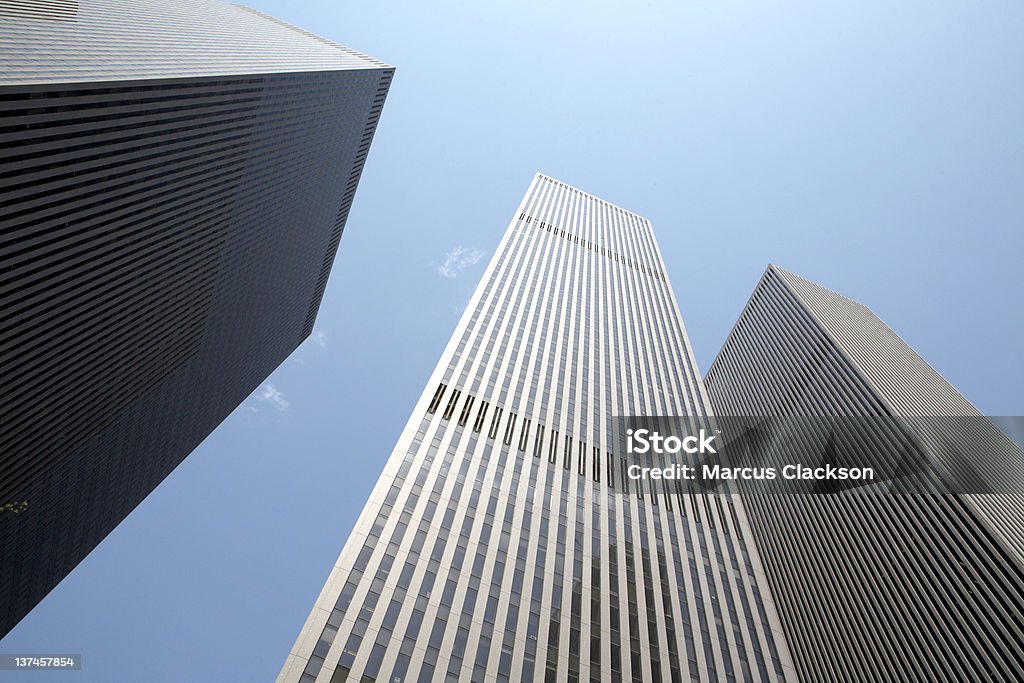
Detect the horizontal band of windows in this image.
<box><xmin>422</xmin><ymin>382</ymin><xmax>740</xmax><ymax>525</ymax></box>
<box><xmin>518</xmin><ymin>212</ymin><xmax>666</xmax><ymax>283</ymax></box>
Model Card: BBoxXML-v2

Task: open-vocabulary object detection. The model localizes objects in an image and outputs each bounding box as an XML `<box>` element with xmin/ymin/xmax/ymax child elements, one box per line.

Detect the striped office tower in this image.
<box><xmin>280</xmin><ymin>174</ymin><xmax>796</xmax><ymax>683</ymax></box>
<box><xmin>0</xmin><ymin>0</ymin><xmax>392</xmax><ymax>637</ymax></box>
<box><xmin>704</xmin><ymin>264</ymin><xmax>1024</xmax><ymax>682</ymax></box>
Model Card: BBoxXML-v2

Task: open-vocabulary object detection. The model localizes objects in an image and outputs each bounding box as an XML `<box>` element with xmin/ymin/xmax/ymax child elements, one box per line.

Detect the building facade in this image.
<box><xmin>0</xmin><ymin>0</ymin><xmax>392</xmax><ymax>637</ymax></box>
<box><xmin>704</xmin><ymin>265</ymin><xmax>1024</xmax><ymax>681</ymax></box>
<box><xmin>280</xmin><ymin>175</ymin><xmax>796</xmax><ymax>683</ymax></box>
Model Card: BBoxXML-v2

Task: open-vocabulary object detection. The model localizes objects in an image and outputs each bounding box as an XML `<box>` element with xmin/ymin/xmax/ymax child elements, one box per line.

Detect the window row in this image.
<box><xmin>518</xmin><ymin>212</ymin><xmax>667</xmax><ymax>283</ymax></box>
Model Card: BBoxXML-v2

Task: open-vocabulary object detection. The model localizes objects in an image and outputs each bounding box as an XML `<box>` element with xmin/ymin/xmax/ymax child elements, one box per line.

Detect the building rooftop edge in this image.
<box><xmin>233</xmin><ymin>4</ymin><xmax>394</xmax><ymax>69</ymax></box>
<box><xmin>535</xmin><ymin>172</ymin><xmax>651</xmax><ymax>222</ymax></box>
<box><xmin>768</xmin><ymin>263</ymin><xmax>871</xmax><ymax>311</ymax></box>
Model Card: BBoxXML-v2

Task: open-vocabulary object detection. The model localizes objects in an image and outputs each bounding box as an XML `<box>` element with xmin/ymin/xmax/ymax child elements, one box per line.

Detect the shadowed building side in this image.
<box><xmin>0</xmin><ymin>0</ymin><xmax>393</xmax><ymax>637</ymax></box>
<box><xmin>705</xmin><ymin>264</ymin><xmax>1024</xmax><ymax>682</ymax></box>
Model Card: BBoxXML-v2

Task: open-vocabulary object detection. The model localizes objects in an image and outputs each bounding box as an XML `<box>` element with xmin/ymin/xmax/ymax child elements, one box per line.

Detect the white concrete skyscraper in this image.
<box><xmin>280</xmin><ymin>175</ymin><xmax>795</xmax><ymax>682</ymax></box>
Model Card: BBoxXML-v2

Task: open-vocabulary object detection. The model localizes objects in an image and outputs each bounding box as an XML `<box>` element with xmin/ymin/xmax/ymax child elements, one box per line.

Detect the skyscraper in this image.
<box><xmin>704</xmin><ymin>264</ymin><xmax>1024</xmax><ymax>681</ymax></box>
<box><xmin>0</xmin><ymin>0</ymin><xmax>392</xmax><ymax>637</ymax></box>
<box><xmin>280</xmin><ymin>174</ymin><xmax>796</xmax><ymax>683</ymax></box>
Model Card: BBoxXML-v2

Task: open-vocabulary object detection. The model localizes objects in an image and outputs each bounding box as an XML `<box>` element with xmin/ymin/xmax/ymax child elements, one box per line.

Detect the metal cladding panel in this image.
<box><xmin>0</xmin><ymin>2</ymin><xmax>393</xmax><ymax>637</ymax></box>
<box><xmin>705</xmin><ymin>264</ymin><xmax>1024</xmax><ymax>682</ymax></box>
<box><xmin>0</xmin><ymin>0</ymin><xmax>389</xmax><ymax>84</ymax></box>
<box><xmin>280</xmin><ymin>175</ymin><xmax>797</xmax><ymax>683</ymax></box>
<box><xmin>771</xmin><ymin>266</ymin><xmax>1024</xmax><ymax>558</ymax></box>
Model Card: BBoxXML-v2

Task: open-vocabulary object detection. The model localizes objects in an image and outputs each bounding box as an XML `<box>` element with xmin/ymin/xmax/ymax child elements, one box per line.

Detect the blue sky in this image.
<box><xmin>3</xmin><ymin>1</ymin><xmax>1023</xmax><ymax>681</ymax></box>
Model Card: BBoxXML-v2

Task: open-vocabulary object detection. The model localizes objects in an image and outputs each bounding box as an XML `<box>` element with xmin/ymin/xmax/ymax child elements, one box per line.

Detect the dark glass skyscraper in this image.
<box><xmin>0</xmin><ymin>0</ymin><xmax>392</xmax><ymax>637</ymax></box>
<box><xmin>280</xmin><ymin>175</ymin><xmax>796</xmax><ymax>683</ymax></box>
<box><xmin>704</xmin><ymin>264</ymin><xmax>1024</xmax><ymax>681</ymax></box>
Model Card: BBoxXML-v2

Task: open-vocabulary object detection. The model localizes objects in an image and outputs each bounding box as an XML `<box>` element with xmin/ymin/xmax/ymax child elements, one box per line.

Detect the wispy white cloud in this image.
<box><xmin>312</xmin><ymin>329</ymin><xmax>328</xmax><ymax>348</ymax></box>
<box><xmin>436</xmin><ymin>246</ymin><xmax>484</xmax><ymax>279</ymax></box>
<box><xmin>255</xmin><ymin>382</ymin><xmax>290</xmax><ymax>411</ymax></box>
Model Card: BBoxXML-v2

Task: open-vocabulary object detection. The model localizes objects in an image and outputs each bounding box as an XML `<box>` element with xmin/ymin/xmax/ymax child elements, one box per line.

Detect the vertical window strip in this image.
<box><xmin>726</xmin><ymin>499</ymin><xmax>744</xmax><ymax>543</ymax></box>
<box><xmin>441</xmin><ymin>389</ymin><xmax>461</xmax><ymax>421</ymax></box>
<box><xmin>473</xmin><ymin>400</ymin><xmax>489</xmax><ymax>433</ymax></box>
<box><xmin>488</xmin><ymin>407</ymin><xmax>504</xmax><ymax>440</ymax></box>
<box><xmin>426</xmin><ymin>382</ymin><xmax>447</xmax><ymax>414</ymax></box>
<box><xmin>714</xmin><ymin>496</ymin><xmax>728</xmax><ymax>535</ymax></box>
<box><xmin>503</xmin><ymin>412</ymin><xmax>518</xmax><ymax>447</ymax></box>
<box><xmin>458</xmin><ymin>395</ymin><xmax>475</xmax><ymax>427</ymax></box>
<box><xmin>519</xmin><ymin>419</ymin><xmax>531</xmax><ymax>452</ymax></box>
